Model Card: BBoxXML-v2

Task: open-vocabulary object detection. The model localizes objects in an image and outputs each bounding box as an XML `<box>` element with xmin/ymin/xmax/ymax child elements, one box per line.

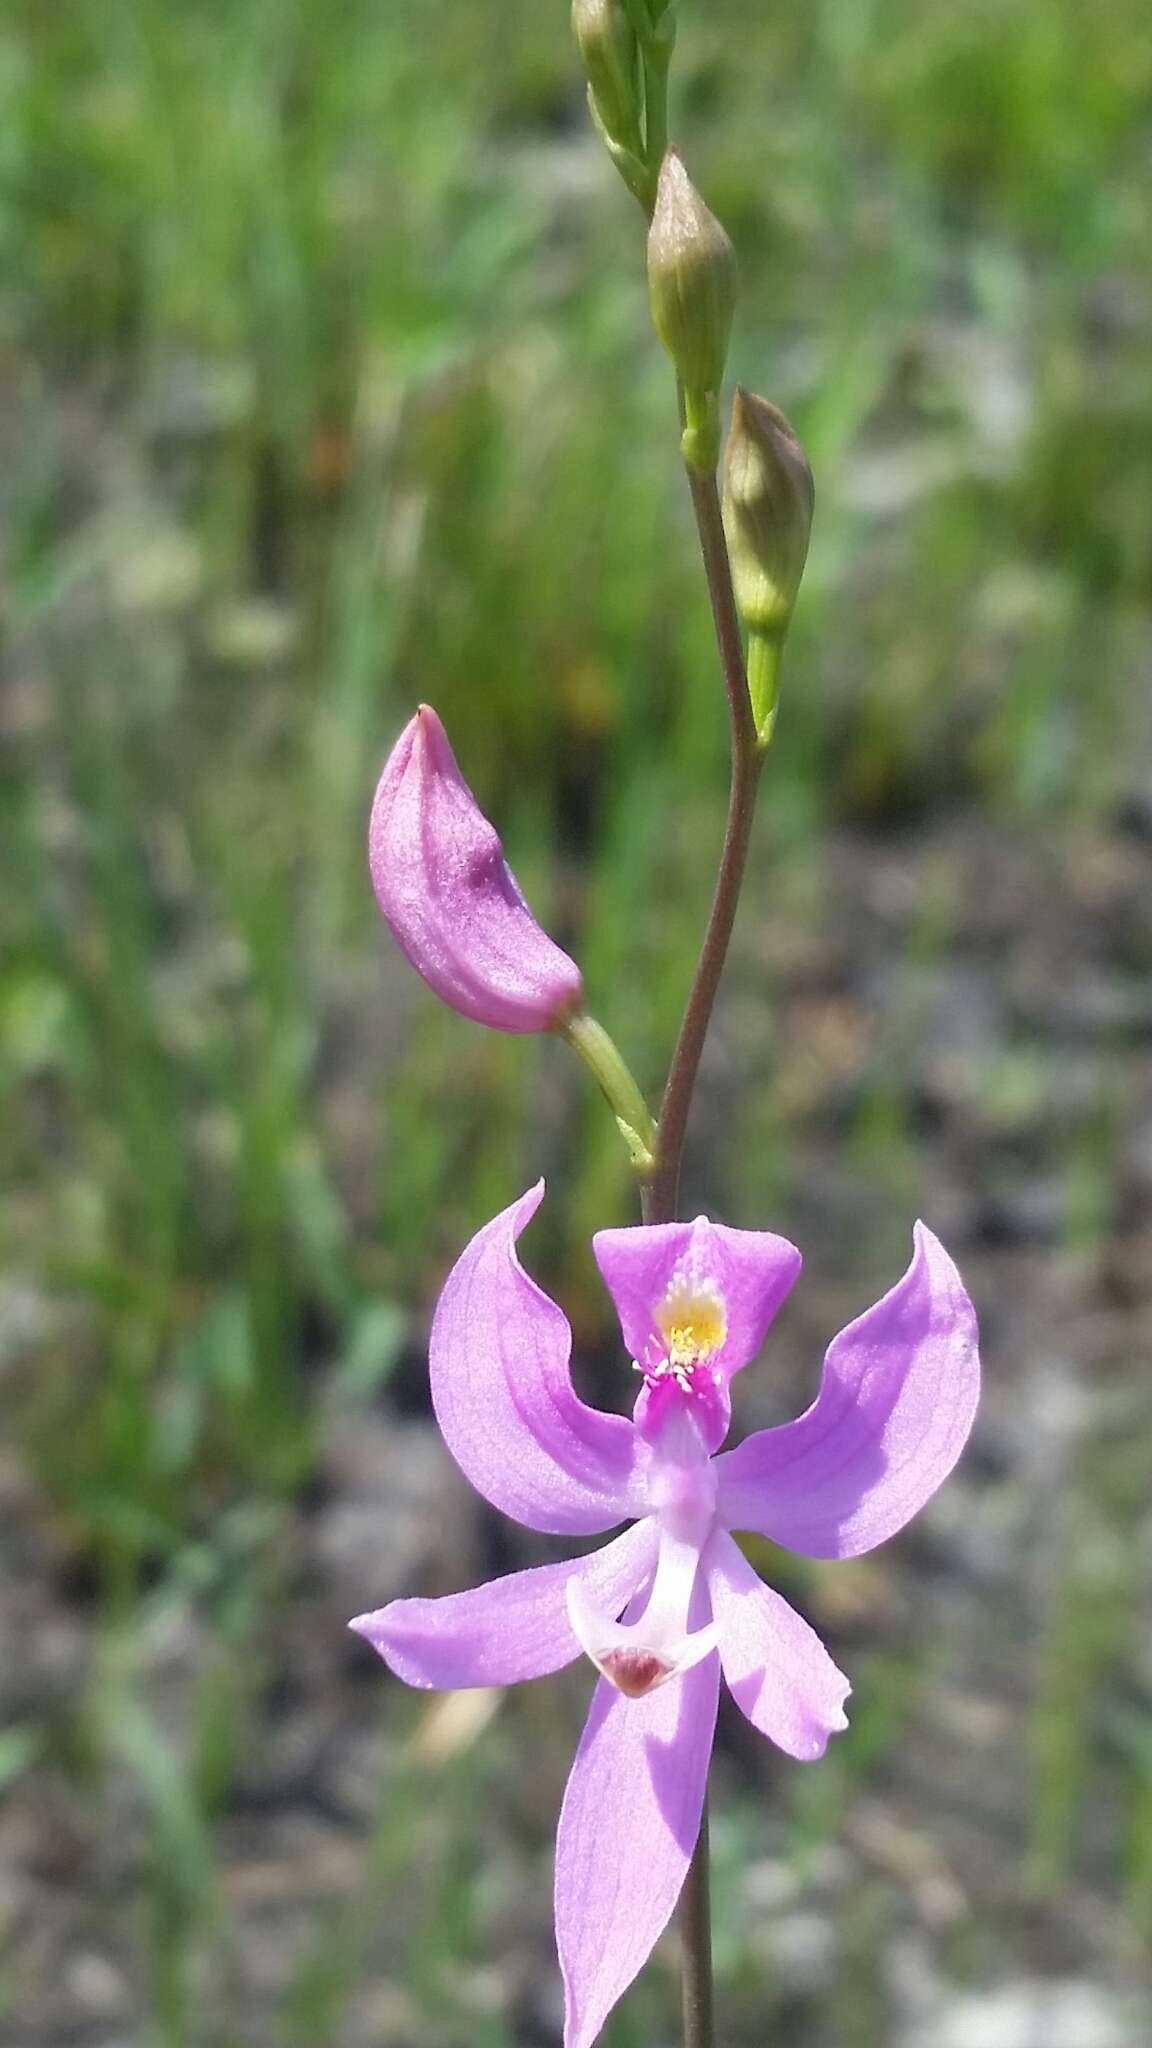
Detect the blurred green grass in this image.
<box><xmin>1</xmin><ymin>0</ymin><xmax>1151</xmax><ymax>2041</ymax></box>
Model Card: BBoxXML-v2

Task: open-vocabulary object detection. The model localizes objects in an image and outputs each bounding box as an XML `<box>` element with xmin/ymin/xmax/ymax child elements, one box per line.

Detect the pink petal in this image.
<box><xmin>706</xmin><ymin>1532</ymin><xmax>850</xmax><ymax>1760</ymax></box>
<box><xmin>555</xmin><ymin>1639</ymin><xmax>719</xmax><ymax>2048</ymax></box>
<box><xmin>715</xmin><ymin>1223</ymin><xmax>979</xmax><ymax>1559</ymax></box>
<box><xmin>431</xmin><ymin>1183</ymin><xmax>644</xmax><ymax>1535</ymax></box>
<box><xmin>593</xmin><ymin>1214</ymin><xmax>801</xmax><ymax>1382</ymax></box>
<box><xmin>368</xmin><ymin>706</ymin><xmax>583</xmax><ymax>1033</ymax></box>
<box><xmin>350</xmin><ymin>1517</ymin><xmax>658</xmax><ymax>1689</ymax></box>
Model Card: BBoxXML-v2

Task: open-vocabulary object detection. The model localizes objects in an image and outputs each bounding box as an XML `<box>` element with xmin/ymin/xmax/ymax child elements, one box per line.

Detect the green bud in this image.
<box><xmin>722</xmin><ymin>387</ymin><xmax>814</xmax><ymax>736</ymax></box>
<box><xmin>572</xmin><ymin>0</ymin><xmax>642</xmax><ymax>155</ymax></box>
<box><xmin>647</xmin><ymin>150</ymin><xmax>736</xmax><ymax>408</ymax></box>
<box><xmin>723</xmin><ymin>387</ymin><xmax>814</xmax><ymax>633</ymax></box>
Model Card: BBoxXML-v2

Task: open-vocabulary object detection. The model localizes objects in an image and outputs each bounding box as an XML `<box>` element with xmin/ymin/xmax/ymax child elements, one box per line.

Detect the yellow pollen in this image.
<box><xmin>654</xmin><ymin>1281</ymin><xmax>727</xmax><ymax>1371</ymax></box>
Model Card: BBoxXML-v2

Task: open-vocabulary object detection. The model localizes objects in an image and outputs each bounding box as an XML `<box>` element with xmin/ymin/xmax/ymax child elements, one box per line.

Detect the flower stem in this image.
<box><xmin>643</xmin><ymin>459</ymin><xmax>763</xmax><ymax>1228</ymax></box>
<box><xmin>643</xmin><ymin>399</ymin><xmax>767</xmax><ymax>2048</ymax></box>
<box><xmin>560</xmin><ymin>1010</ymin><xmax>658</xmax><ymax>1175</ymax></box>
<box><xmin>678</xmin><ymin>1806</ymin><xmax>716</xmax><ymax>2048</ymax></box>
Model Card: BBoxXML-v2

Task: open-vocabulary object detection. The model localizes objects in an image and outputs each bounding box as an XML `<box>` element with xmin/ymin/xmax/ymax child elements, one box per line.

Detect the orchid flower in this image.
<box><xmin>369</xmin><ymin>706</ymin><xmax>583</xmax><ymax>1033</ymax></box>
<box><xmin>352</xmin><ymin>1184</ymin><xmax>979</xmax><ymax>2048</ymax></box>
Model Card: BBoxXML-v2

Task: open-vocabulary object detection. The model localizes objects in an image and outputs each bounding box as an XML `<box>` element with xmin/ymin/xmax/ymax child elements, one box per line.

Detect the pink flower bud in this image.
<box><xmin>368</xmin><ymin>707</ymin><xmax>583</xmax><ymax>1034</ymax></box>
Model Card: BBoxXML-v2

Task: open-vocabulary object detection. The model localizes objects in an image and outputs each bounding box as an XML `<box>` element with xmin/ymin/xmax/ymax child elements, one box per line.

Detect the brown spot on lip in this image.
<box><xmin>601</xmin><ymin>1650</ymin><xmax>671</xmax><ymax>1698</ymax></box>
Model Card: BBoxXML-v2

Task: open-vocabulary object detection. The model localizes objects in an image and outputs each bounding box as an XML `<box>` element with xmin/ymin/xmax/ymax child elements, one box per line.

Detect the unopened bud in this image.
<box><xmin>572</xmin><ymin>0</ymin><xmax>642</xmax><ymax>156</ymax></box>
<box><xmin>369</xmin><ymin>707</ymin><xmax>583</xmax><ymax>1034</ymax></box>
<box><xmin>647</xmin><ymin>151</ymin><xmax>736</xmax><ymax>411</ymax></box>
<box><xmin>723</xmin><ymin>388</ymin><xmax>814</xmax><ymax>634</ymax></box>
<box><xmin>723</xmin><ymin>389</ymin><xmax>814</xmax><ymax>737</ymax></box>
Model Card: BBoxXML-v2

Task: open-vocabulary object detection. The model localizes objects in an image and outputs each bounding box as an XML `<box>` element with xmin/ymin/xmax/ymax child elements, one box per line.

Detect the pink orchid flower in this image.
<box><xmin>352</xmin><ymin>1184</ymin><xmax>979</xmax><ymax>2048</ymax></box>
<box><xmin>368</xmin><ymin>706</ymin><xmax>583</xmax><ymax>1033</ymax></box>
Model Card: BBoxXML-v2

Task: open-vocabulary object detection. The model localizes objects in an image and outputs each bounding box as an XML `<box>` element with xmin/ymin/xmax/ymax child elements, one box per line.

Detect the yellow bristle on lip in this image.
<box><xmin>654</xmin><ymin>1281</ymin><xmax>727</xmax><ymax>1368</ymax></box>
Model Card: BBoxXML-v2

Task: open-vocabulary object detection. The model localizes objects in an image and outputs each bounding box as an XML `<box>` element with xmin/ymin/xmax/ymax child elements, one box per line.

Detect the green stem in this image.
<box><xmin>560</xmin><ymin>1011</ymin><xmax>658</xmax><ymax>1174</ymax></box>
<box><xmin>747</xmin><ymin>627</ymin><xmax>784</xmax><ymax>743</ymax></box>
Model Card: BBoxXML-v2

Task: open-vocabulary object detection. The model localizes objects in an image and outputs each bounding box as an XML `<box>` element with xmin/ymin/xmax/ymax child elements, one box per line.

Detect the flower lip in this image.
<box><xmin>594</xmin><ymin>1213</ymin><xmax>802</xmax><ymax>1396</ymax></box>
<box><xmin>644</xmin><ymin>1274</ymin><xmax>728</xmax><ymax>1387</ymax></box>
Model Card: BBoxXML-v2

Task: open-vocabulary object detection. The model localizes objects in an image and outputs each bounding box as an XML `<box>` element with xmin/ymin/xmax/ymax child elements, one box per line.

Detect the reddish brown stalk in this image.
<box><xmin>641</xmin><ymin>409</ymin><xmax>764</xmax><ymax>2048</ymax></box>
<box><xmin>642</xmin><ymin>463</ymin><xmax>762</xmax><ymax>1232</ymax></box>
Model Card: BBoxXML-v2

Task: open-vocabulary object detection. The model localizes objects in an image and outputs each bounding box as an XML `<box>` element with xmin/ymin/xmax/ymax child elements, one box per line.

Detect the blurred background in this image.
<box><xmin>2</xmin><ymin>0</ymin><xmax>1151</xmax><ymax>2042</ymax></box>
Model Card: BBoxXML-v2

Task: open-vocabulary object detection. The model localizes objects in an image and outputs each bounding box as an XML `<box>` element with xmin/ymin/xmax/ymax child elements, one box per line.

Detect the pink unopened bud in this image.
<box><xmin>368</xmin><ymin>707</ymin><xmax>583</xmax><ymax>1034</ymax></box>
